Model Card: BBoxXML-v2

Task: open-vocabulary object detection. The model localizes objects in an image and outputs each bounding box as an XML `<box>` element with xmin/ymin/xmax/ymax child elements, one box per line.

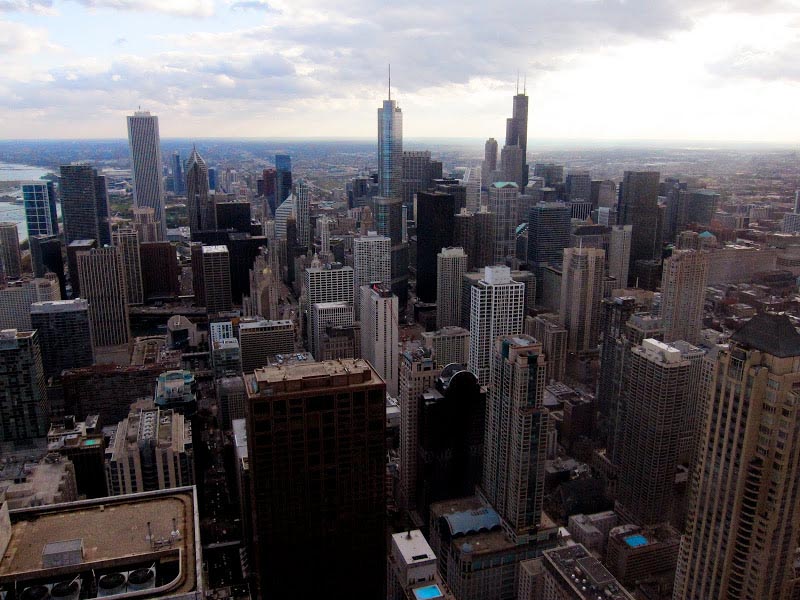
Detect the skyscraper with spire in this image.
<box><xmin>127</xmin><ymin>110</ymin><xmax>166</xmax><ymax>239</ymax></box>
<box><xmin>378</xmin><ymin>67</ymin><xmax>403</xmax><ymax>198</ymax></box>
<box><xmin>186</xmin><ymin>146</ymin><xmax>212</xmax><ymax>233</ymax></box>
<box><xmin>502</xmin><ymin>77</ymin><xmax>529</xmax><ymax>189</ymax></box>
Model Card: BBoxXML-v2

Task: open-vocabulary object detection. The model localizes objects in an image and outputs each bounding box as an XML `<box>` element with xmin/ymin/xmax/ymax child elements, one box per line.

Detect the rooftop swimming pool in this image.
<box><xmin>413</xmin><ymin>584</ymin><xmax>444</xmax><ymax>600</ymax></box>
<box><xmin>624</xmin><ymin>534</ymin><xmax>649</xmax><ymax>548</ymax></box>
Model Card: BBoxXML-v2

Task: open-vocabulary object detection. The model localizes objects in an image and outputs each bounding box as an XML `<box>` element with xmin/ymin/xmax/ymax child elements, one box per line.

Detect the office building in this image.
<box><xmin>378</xmin><ymin>91</ymin><xmax>403</xmax><ymax>198</ymax></box>
<box><xmin>533</xmin><ymin>163</ymin><xmax>564</xmax><ymax>187</ymax></box>
<box><xmin>211</xmin><ymin>337</ymin><xmax>241</xmax><ymax>379</ymax></box>
<box><xmin>560</xmin><ymin>247</ymin><xmax>605</xmax><ymax>353</ymax></box>
<box><xmin>293</xmin><ymin>180</ymin><xmax>310</xmax><ymax>249</ymax></box>
<box><xmin>172</xmin><ymin>149</ymin><xmax>185</xmax><ymax>194</ymax></box>
<box><xmin>528</xmin><ymin>202</ymin><xmax>571</xmax><ymax>296</ymax></box>
<box><xmin>660</xmin><ymin>249</ymin><xmax>709</xmax><ymax>345</ymax></box>
<box><xmin>535</xmin><ymin>544</ymin><xmax>634</xmax><ymax>600</ymax></box>
<box><xmin>469</xmin><ymin>207</ymin><xmax>496</xmax><ymax>269</ymax></box>
<box><xmin>105</xmin><ymin>407</ymin><xmax>193</xmax><ymax>495</ymax></box>
<box><xmin>565</xmin><ymin>171</ymin><xmax>591</xmax><ymax>202</ymax></box>
<box><xmin>76</xmin><ymin>246</ymin><xmax>131</xmax><ymax>350</ymax></box>
<box><xmin>112</xmin><ymin>228</ymin><xmax>144</xmax><ymax>305</ymax></box>
<box><xmin>0</xmin><ymin>276</ymin><xmax>60</xmax><ymax>330</ymax></box>
<box><xmin>140</xmin><ymin>241</ymin><xmax>180</xmax><ymax>300</ymax></box>
<box><xmin>127</xmin><ymin>111</ymin><xmax>166</xmax><ymax>237</ymax></box>
<box><xmin>416</xmin><ymin>191</ymin><xmax>455</xmax><ymax>302</ymax></box>
<box><xmin>401</xmin><ymin>150</ymin><xmax>435</xmax><ymax>210</ymax></box>
<box><xmin>238</xmin><ymin>318</ymin><xmax>295</xmax><ymax>373</ymax></box>
<box><xmin>675</xmin><ymin>314</ymin><xmax>800</xmax><ymax>599</ymax></box>
<box><xmin>608</xmin><ymin>225</ymin><xmax>632</xmax><ymax>287</ymax></box>
<box><xmin>243</xmin><ymin>246</ymin><xmax>280</xmax><ymax>320</ymax></box>
<box><xmin>60</xmin><ymin>164</ymin><xmax>111</xmax><ymax>246</ymax></box>
<box><xmin>260</xmin><ymin>166</ymin><xmax>277</xmax><ymax>215</ymax></box>
<box><xmin>501</xmin><ymin>145</ymin><xmax>525</xmax><ymax>191</ymax></box>
<box><xmin>467</xmin><ymin>266</ymin><xmax>525</xmax><ymax>385</ymax></box>
<box><xmin>311</xmin><ymin>302</ymin><xmax>353</xmax><ymax>360</ymax></box>
<box><xmin>0</xmin><ymin>222</ymin><xmax>22</xmax><ymax>280</ymax></box>
<box><xmin>30</xmin><ymin>299</ymin><xmax>93</xmax><ymax>378</ymax></box>
<box><xmin>67</xmin><ymin>238</ymin><xmax>96</xmax><ymax>297</ymax></box>
<box><xmin>374</xmin><ymin>195</ymin><xmax>409</xmax><ymax>309</ymax></box>
<box><xmin>503</xmin><ymin>88</ymin><xmax>529</xmax><ymax>189</ymax></box>
<box><xmin>132</xmin><ymin>206</ymin><xmax>161</xmax><ymax>242</ymax></box>
<box><xmin>0</xmin><ymin>329</ymin><xmax>48</xmax><ymax>441</ymax></box>
<box><xmin>482</xmin><ymin>335</ymin><xmax>548</xmax><ymax>541</ymax></box>
<box><xmin>436</xmin><ymin>247</ymin><xmax>467</xmax><ymax>329</ymax></box>
<box><xmin>483</xmin><ymin>137</ymin><xmax>498</xmax><ymax>178</ymax></box>
<box><xmin>0</xmin><ymin>455</ymin><xmax>78</xmax><ymax>510</ymax></box>
<box><xmin>245</xmin><ymin>358</ymin><xmax>385</xmax><ymax>598</ymax></box>
<box><xmin>525</xmin><ymin>314</ymin><xmax>567</xmax><ymax>383</ymax></box>
<box><xmin>22</xmin><ymin>181</ymin><xmax>57</xmax><ymax>237</ymax></box>
<box><xmin>360</xmin><ymin>282</ymin><xmax>399</xmax><ymax>396</ymax></box>
<box><xmin>353</xmin><ymin>232</ymin><xmax>391</xmax><ymax>314</ymax></box>
<box><xmin>304</xmin><ymin>262</ymin><xmax>354</xmax><ymax>349</ymax></box>
<box><xmin>185</xmin><ymin>146</ymin><xmax>213</xmax><ymax>232</ymax></box>
<box><xmin>199</xmin><ymin>245</ymin><xmax>232</xmax><ymax>314</ymax></box>
<box><xmin>616</xmin><ymin>339</ymin><xmax>700</xmax><ymax>526</ymax></box>
<box><xmin>421</xmin><ymin>326</ymin><xmax>470</xmax><ymax>368</ymax></box>
<box><xmin>275</xmin><ymin>153</ymin><xmax>292</xmax><ymax>205</ymax></box>
<box><xmin>488</xmin><ymin>181</ymin><xmax>519</xmax><ymax>264</ymax></box>
<box><xmin>618</xmin><ymin>171</ymin><xmax>661</xmax><ymax>285</ymax></box>
<box><xmin>29</xmin><ymin>234</ymin><xmax>66</xmax><ymax>297</ymax></box>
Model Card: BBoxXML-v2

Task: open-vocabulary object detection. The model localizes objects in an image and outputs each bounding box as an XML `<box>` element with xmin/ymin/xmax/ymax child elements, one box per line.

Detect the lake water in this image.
<box><xmin>0</xmin><ymin>163</ymin><xmax>53</xmax><ymax>242</ymax></box>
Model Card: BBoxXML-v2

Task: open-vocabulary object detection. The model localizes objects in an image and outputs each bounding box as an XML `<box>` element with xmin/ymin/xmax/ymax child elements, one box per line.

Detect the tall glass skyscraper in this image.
<box><xmin>127</xmin><ymin>111</ymin><xmax>166</xmax><ymax>239</ymax></box>
<box><xmin>22</xmin><ymin>181</ymin><xmax>58</xmax><ymax>237</ymax></box>
<box><xmin>378</xmin><ymin>97</ymin><xmax>402</xmax><ymax>198</ymax></box>
<box><xmin>275</xmin><ymin>153</ymin><xmax>292</xmax><ymax>205</ymax></box>
<box><xmin>172</xmin><ymin>151</ymin><xmax>185</xmax><ymax>194</ymax></box>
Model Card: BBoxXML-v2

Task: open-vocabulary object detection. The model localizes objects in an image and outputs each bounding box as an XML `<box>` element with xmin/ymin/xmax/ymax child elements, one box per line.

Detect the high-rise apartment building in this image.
<box><xmin>30</xmin><ymin>299</ymin><xmax>94</xmax><ymax>379</ymax></box>
<box><xmin>105</xmin><ymin>407</ymin><xmax>193</xmax><ymax>495</ymax></box>
<box><xmin>482</xmin><ymin>335</ymin><xmax>548</xmax><ymax>542</ymax></box>
<box><xmin>660</xmin><ymin>249</ymin><xmax>709</xmax><ymax>345</ymax></box>
<box><xmin>0</xmin><ymin>222</ymin><xmax>22</xmax><ymax>280</ymax></box>
<box><xmin>489</xmin><ymin>181</ymin><xmax>519</xmax><ymax>265</ymax></box>
<box><xmin>421</xmin><ymin>326</ymin><xmax>470</xmax><ymax>368</ymax></box>
<box><xmin>616</xmin><ymin>339</ymin><xmax>700</xmax><ymax>526</ymax></box>
<box><xmin>310</xmin><ymin>302</ymin><xmax>353</xmax><ymax>361</ymax></box>
<box><xmin>525</xmin><ymin>314</ymin><xmax>567</xmax><ymax>383</ymax></box>
<box><xmin>112</xmin><ymin>228</ymin><xmax>144</xmax><ymax>306</ymax></box>
<box><xmin>0</xmin><ymin>329</ymin><xmax>48</xmax><ymax>442</ymax></box>
<box><xmin>353</xmin><ymin>232</ymin><xmax>391</xmax><ymax>314</ymax></box>
<box><xmin>238</xmin><ymin>318</ymin><xmax>295</xmax><ymax>373</ymax></box>
<box><xmin>360</xmin><ymin>282</ymin><xmax>399</xmax><ymax>396</ymax></box>
<box><xmin>0</xmin><ymin>275</ymin><xmax>60</xmax><ymax>330</ymax></box>
<box><xmin>387</xmin><ymin>530</ymin><xmax>453</xmax><ymax>600</ymax></box>
<box><xmin>60</xmin><ymin>164</ymin><xmax>111</xmax><ymax>246</ymax></box>
<box><xmin>245</xmin><ymin>358</ymin><xmax>386</xmax><ymax>598</ymax></box>
<box><xmin>608</xmin><ymin>225</ymin><xmax>632</xmax><ymax>287</ymax></box>
<box><xmin>186</xmin><ymin>146</ymin><xmax>213</xmax><ymax>233</ymax></box>
<box><xmin>618</xmin><ymin>171</ymin><xmax>661</xmax><ymax>285</ymax></box>
<box><xmin>416</xmin><ymin>191</ymin><xmax>455</xmax><ymax>302</ymax></box>
<box><xmin>22</xmin><ymin>181</ymin><xmax>58</xmax><ymax>237</ymax></box>
<box><xmin>127</xmin><ymin>111</ymin><xmax>166</xmax><ymax>238</ymax></box>
<box><xmin>374</xmin><ymin>195</ymin><xmax>409</xmax><ymax>309</ymax></box>
<box><xmin>559</xmin><ymin>247</ymin><xmax>605</xmax><ymax>353</ymax></box>
<box><xmin>200</xmin><ymin>245</ymin><xmax>232</xmax><ymax>314</ymax></box>
<box><xmin>76</xmin><ymin>246</ymin><xmax>131</xmax><ymax>350</ymax></box>
<box><xmin>675</xmin><ymin>313</ymin><xmax>800</xmax><ymax>599</ymax></box>
<box><xmin>436</xmin><ymin>247</ymin><xmax>467</xmax><ymax>329</ymax></box>
<box><xmin>304</xmin><ymin>263</ymin><xmax>354</xmax><ymax>350</ymax></box>
<box><xmin>378</xmin><ymin>94</ymin><xmax>403</xmax><ymax>198</ymax></box>
<box><xmin>468</xmin><ymin>266</ymin><xmax>525</xmax><ymax>385</ymax></box>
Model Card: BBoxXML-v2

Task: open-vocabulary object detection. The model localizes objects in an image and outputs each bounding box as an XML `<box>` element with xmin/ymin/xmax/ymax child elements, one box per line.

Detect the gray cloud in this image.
<box><xmin>709</xmin><ymin>41</ymin><xmax>800</xmax><ymax>82</ymax></box>
<box><xmin>229</xmin><ymin>0</ymin><xmax>277</xmax><ymax>12</ymax></box>
<box><xmin>0</xmin><ymin>0</ymin><xmax>54</xmax><ymax>13</ymax></box>
<box><xmin>75</xmin><ymin>0</ymin><xmax>213</xmax><ymax>17</ymax></box>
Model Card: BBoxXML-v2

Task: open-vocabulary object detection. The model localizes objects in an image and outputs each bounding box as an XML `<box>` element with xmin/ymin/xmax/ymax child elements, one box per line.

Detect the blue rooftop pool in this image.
<box><xmin>413</xmin><ymin>584</ymin><xmax>443</xmax><ymax>600</ymax></box>
<box><xmin>624</xmin><ymin>534</ymin><xmax>649</xmax><ymax>548</ymax></box>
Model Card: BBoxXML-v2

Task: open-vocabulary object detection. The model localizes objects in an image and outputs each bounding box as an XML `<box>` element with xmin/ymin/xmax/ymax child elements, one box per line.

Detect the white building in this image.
<box><xmin>360</xmin><ymin>283</ymin><xmax>398</xmax><ymax>397</ymax></box>
<box><xmin>127</xmin><ymin>111</ymin><xmax>166</xmax><ymax>238</ymax></box>
<box><xmin>608</xmin><ymin>225</ymin><xmax>632</xmax><ymax>288</ymax></box>
<box><xmin>559</xmin><ymin>247</ymin><xmax>605</xmax><ymax>353</ymax></box>
<box><xmin>0</xmin><ymin>275</ymin><xmax>60</xmax><ymax>330</ymax></box>
<box><xmin>353</xmin><ymin>232</ymin><xmax>391</xmax><ymax>314</ymax></box>
<box><xmin>304</xmin><ymin>263</ymin><xmax>354</xmax><ymax>350</ymax></box>
<box><xmin>311</xmin><ymin>301</ymin><xmax>354</xmax><ymax>360</ymax></box>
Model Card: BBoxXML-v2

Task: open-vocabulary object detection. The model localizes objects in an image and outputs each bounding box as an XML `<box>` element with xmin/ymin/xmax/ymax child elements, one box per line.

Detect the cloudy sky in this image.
<box><xmin>1</xmin><ymin>0</ymin><xmax>800</xmax><ymax>141</ymax></box>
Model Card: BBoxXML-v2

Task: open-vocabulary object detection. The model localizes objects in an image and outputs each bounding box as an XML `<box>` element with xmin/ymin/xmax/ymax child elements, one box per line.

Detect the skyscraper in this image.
<box><xmin>675</xmin><ymin>313</ymin><xmax>800</xmax><ymax>599</ymax></box>
<box><xmin>618</xmin><ymin>171</ymin><xmax>661</xmax><ymax>285</ymax></box>
<box><xmin>353</xmin><ymin>232</ymin><xmax>391</xmax><ymax>314</ymax></box>
<box><xmin>374</xmin><ymin>195</ymin><xmax>408</xmax><ymax>309</ymax></box>
<box><xmin>30</xmin><ymin>299</ymin><xmax>94</xmax><ymax>379</ymax></box>
<box><xmin>416</xmin><ymin>191</ymin><xmax>455</xmax><ymax>302</ymax></box>
<box><xmin>60</xmin><ymin>164</ymin><xmax>111</xmax><ymax>246</ymax></box>
<box><xmin>0</xmin><ymin>222</ymin><xmax>22</xmax><ymax>281</ymax></box>
<box><xmin>112</xmin><ymin>228</ymin><xmax>144</xmax><ymax>306</ymax></box>
<box><xmin>436</xmin><ymin>247</ymin><xmax>467</xmax><ymax>329</ymax></box>
<box><xmin>310</xmin><ymin>302</ymin><xmax>353</xmax><ymax>361</ymax></box>
<box><xmin>238</xmin><ymin>318</ymin><xmax>295</xmax><ymax>372</ymax></box>
<box><xmin>304</xmin><ymin>263</ymin><xmax>354</xmax><ymax>352</ymax></box>
<box><xmin>528</xmin><ymin>202</ymin><xmax>571</xmax><ymax>297</ymax></box>
<box><xmin>378</xmin><ymin>90</ymin><xmax>403</xmax><ymax>198</ymax></box>
<box><xmin>482</xmin><ymin>334</ymin><xmax>547</xmax><ymax>542</ymax></box>
<box><xmin>488</xmin><ymin>181</ymin><xmax>519</xmax><ymax>265</ymax></box>
<box><xmin>559</xmin><ymin>247</ymin><xmax>605</xmax><ymax>353</ymax></box>
<box><xmin>127</xmin><ymin>111</ymin><xmax>166</xmax><ymax>238</ymax></box>
<box><xmin>132</xmin><ymin>207</ymin><xmax>160</xmax><ymax>243</ymax></box>
<box><xmin>22</xmin><ymin>182</ymin><xmax>58</xmax><ymax>237</ymax></box>
<box><xmin>660</xmin><ymin>249</ymin><xmax>709</xmax><ymax>345</ymax></box>
<box><xmin>0</xmin><ymin>276</ymin><xmax>60</xmax><ymax>330</ymax></box>
<box><xmin>360</xmin><ymin>282</ymin><xmax>399</xmax><ymax>397</ymax></box>
<box><xmin>30</xmin><ymin>234</ymin><xmax>66</xmax><ymax>298</ymax></box>
<box><xmin>565</xmin><ymin>171</ymin><xmax>591</xmax><ymax>202</ymax></box>
<box><xmin>483</xmin><ymin>137</ymin><xmax>498</xmax><ymax>179</ymax></box>
<box><xmin>186</xmin><ymin>146</ymin><xmax>213</xmax><ymax>233</ymax></box>
<box><xmin>467</xmin><ymin>266</ymin><xmax>525</xmax><ymax>385</ymax></box>
<box><xmin>200</xmin><ymin>245</ymin><xmax>232</xmax><ymax>315</ymax></box>
<box><xmin>293</xmin><ymin>180</ymin><xmax>310</xmax><ymax>249</ymax></box>
<box><xmin>503</xmin><ymin>87</ymin><xmax>529</xmax><ymax>189</ymax></box>
<box><xmin>608</xmin><ymin>224</ymin><xmax>632</xmax><ymax>287</ymax></box>
<box><xmin>76</xmin><ymin>246</ymin><xmax>131</xmax><ymax>351</ymax></box>
<box><xmin>0</xmin><ymin>329</ymin><xmax>48</xmax><ymax>442</ymax></box>
<box><xmin>275</xmin><ymin>153</ymin><xmax>292</xmax><ymax>205</ymax></box>
<box><xmin>401</xmin><ymin>150</ymin><xmax>435</xmax><ymax>210</ymax></box>
<box><xmin>245</xmin><ymin>358</ymin><xmax>386</xmax><ymax>599</ymax></box>
<box><xmin>172</xmin><ymin>150</ymin><xmax>185</xmax><ymax>194</ymax></box>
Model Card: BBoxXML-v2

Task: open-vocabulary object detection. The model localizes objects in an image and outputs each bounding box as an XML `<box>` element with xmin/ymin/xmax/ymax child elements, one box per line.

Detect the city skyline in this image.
<box><xmin>2</xmin><ymin>1</ymin><xmax>800</xmax><ymax>141</ymax></box>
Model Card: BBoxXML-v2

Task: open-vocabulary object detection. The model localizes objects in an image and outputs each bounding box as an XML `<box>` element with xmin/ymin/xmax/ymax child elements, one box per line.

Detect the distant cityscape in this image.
<box><xmin>1</xmin><ymin>79</ymin><xmax>800</xmax><ymax>600</ymax></box>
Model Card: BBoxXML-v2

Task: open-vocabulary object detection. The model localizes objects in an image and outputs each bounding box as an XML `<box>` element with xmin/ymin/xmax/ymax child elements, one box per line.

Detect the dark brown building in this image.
<box><xmin>245</xmin><ymin>358</ymin><xmax>386</xmax><ymax>599</ymax></box>
<box><xmin>140</xmin><ymin>241</ymin><xmax>180</xmax><ymax>301</ymax></box>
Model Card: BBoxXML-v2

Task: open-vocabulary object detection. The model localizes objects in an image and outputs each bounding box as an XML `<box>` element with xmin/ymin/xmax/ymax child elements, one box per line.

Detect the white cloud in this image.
<box><xmin>76</xmin><ymin>0</ymin><xmax>214</xmax><ymax>17</ymax></box>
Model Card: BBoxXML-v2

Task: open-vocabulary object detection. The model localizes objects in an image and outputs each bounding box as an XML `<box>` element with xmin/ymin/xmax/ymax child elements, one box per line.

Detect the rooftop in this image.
<box><xmin>392</xmin><ymin>530</ymin><xmax>436</xmax><ymax>566</ymax></box>
<box><xmin>248</xmin><ymin>358</ymin><xmax>382</xmax><ymax>395</ymax></box>
<box><xmin>544</xmin><ymin>544</ymin><xmax>633</xmax><ymax>599</ymax></box>
<box><xmin>731</xmin><ymin>312</ymin><xmax>800</xmax><ymax>357</ymax></box>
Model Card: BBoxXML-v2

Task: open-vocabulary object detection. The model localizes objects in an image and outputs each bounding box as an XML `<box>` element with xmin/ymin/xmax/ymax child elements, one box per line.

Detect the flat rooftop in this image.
<box><xmin>0</xmin><ymin>487</ymin><xmax>200</xmax><ymax>595</ymax></box>
<box><xmin>249</xmin><ymin>358</ymin><xmax>382</xmax><ymax>393</ymax></box>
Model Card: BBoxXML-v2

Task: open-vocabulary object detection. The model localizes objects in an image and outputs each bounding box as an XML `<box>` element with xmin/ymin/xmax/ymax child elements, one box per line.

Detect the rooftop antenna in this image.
<box><xmin>388</xmin><ymin>64</ymin><xmax>391</xmax><ymax>101</ymax></box>
<box><xmin>523</xmin><ymin>73</ymin><xmax>527</xmax><ymax>95</ymax></box>
<box><xmin>516</xmin><ymin>70</ymin><xmax>519</xmax><ymax>95</ymax></box>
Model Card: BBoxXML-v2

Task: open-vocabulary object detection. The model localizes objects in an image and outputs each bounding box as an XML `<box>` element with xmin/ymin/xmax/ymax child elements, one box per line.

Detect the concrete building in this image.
<box><xmin>154</xmin><ymin>370</ymin><xmax>198</xmax><ymax>415</ymax></box>
<box><xmin>238</xmin><ymin>318</ymin><xmax>295</xmax><ymax>373</ymax></box>
<box><xmin>559</xmin><ymin>247</ymin><xmax>605</xmax><ymax>353</ymax></box>
<box><xmin>216</xmin><ymin>375</ymin><xmax>246</xmax><ymax>429</ymax></box>
<box><xmin>536</xmin><ymin>544</ymin><xmax>634</xmax><ymax>599</ymax></box>
<box><xmin>606</xmin><ymin>523</ymin><xmax>680</xmax><ymax>592</ymax></box>
<box><xmin>245</xmin><ymin>358</ymin><xmax>386</xmax><ymax>598</ymax></box>
<box><xmin>30</xmin><ymin>299</ymin><xmax>93</xmax><ymax>379</ymax></box>
<box><xmin>112</xmin><ymin>228</ymin><xmax>144</xmax><ymax>305</ymax></box>
<box><xmin>353</xmin><ymin>232</ymin><xmax>391</xmax><ymax>314</ymax></box>
<box><xmin>360</xmin><ymin>282</ymin><xmax>399</xmax><ymax>396</ymax></box>
<box><xmin>0</xmin><ymin>454</ymin><xmax>78</xmax><ymax>509</ymax></box>
<box><xmin>127</xmin><ymin>111</ymin><xmax>166</xmax><ymax>237</ymax></box>
<box><xmin>211</xmin><ymin>337</ymin><xmax>240</xmax><ymax>379</ymax></box>
<box><xmin>675</xmin><ymin>313</ymin><xmax>800</xmax><ymax>599</ymax></box>
<box><xmin>0</xmin><ymin>222</ymin><xmax>22</xmax><ymax>281</ymax></box>
<box><xmin>387</xmin><ymin>530</ymin><xmax>454</xmax><ymax>600</ymax></box>
<box><xmin>46</xmin><ymin>415</ymin><xmax>107</xmax><ymax>498</ymax></box>
<box><xmin>660</xmin><ymin>249</ymin><xmax>709</xmax><ymax>345</ymax></box>
<box><xmin>436</xmin><ymin>247</ymin><xmax>468</xmax><ymax>329</ymax></box>
<box><xmin>311</xmin><ymin>301</ymin><xmax>353</xmax><ymax>360</ymax></box>
<box><xmin>243</xmin><ymin>247</ymin><xmax>280</xmax><ymax>320</ymax></box>
<box><xmin>422</xmin><ymin>326</ymin><xmax>470</xmax><ymax>368</ymax></box>
<box><xmin>304</xmin><ymin>263</ymin><xmax>354</xmax><ymax>350</ymax></box>
<box><xmin>467</xmin><ymin>266</ymin><xmax>525</xmax><ymax>385</ymax></box>
<box><xmin>566</xmin><ymin>511</ymin><xmax>618</xmax><ymax>555</ymax></box>
<box><xmin>0</xmin><ymin>276</ymin><xmax>60</xmax><ymax>330</ymax></box>
<box><xmin>29</xmin><ymin>234</ymin><xmax>66</xmax><ymax>296</ymax></box>
<box><xmin>525</xmin><ymin>314</ymin><xmax>567</xmax><ymax>384</ymax></box>
<box><xmin>59</xmin><ymin>164</ymin><xmax>111</xmax><ymax>246</ymax></box>
<box><xmin>105</xmin><ymin>407</ymin><xmax>193</xmax><ymax>495</ymax></box>
<box><xmin>0</xmin><ymin>487</ymin><xmax>203</xmax><ymax>599</ymax></box>
<box><xmin>76</xmin><ymin>246</ymin><xmax>131</xmax><ymax>352</ymax></box>
<box><xmin>488</xmin><ymin>182</ymin><xmax>519</xmax><ymax>264</ymax></box>
<box><xmin>199</xmin><ymin>245</ymin><xmax>232</xmax><ymax>315</ymax></box>
<box><xmin>0</xmin><ymin>329</ymin><xmax>48</xmax><ymax>442</ymax></box>
<box><xmin>608</xmin><ymin>225</ymin><xmax>632</xmax><ymax>288</ymax></box>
